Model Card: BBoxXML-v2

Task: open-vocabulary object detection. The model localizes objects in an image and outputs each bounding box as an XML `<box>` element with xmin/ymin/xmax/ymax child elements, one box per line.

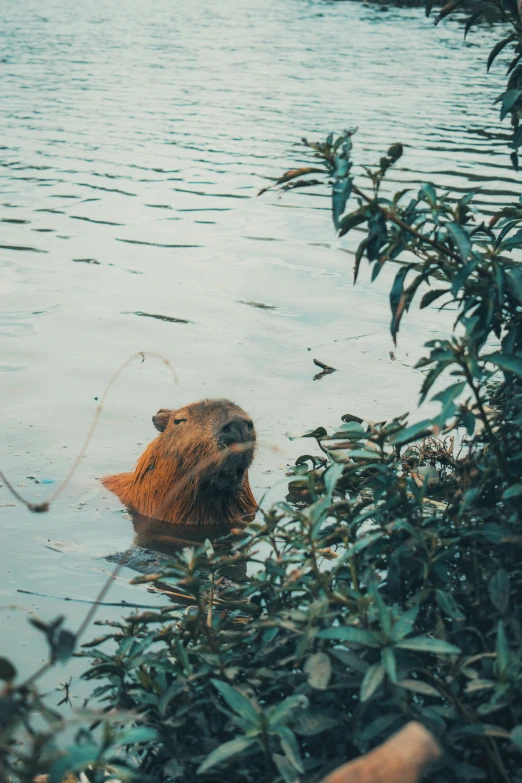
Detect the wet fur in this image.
<box><xmin>101</xmin><ymin>399</ymin><xmax>257</xmax><ymax>527</ymax></box>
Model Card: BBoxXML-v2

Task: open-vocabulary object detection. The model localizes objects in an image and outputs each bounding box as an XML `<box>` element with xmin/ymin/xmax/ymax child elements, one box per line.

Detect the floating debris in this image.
<box><xmin>116</xmin><ymin>238</ymin><xmax>201</xmax><ymax>248</ymax></box>
<box><xmin>124</xmin><ymin>311</ymin><xmax>192</xmax><ymax>324</ymax></box>
<box><xmin>238</xmin><ymin>300</ymin><xmax>277</xmax><ymax>310</ymax></box>
<box><xmin>313</xmin><ymin>358</ymin><xmax>337</xmax><ymax>381</ymax></box>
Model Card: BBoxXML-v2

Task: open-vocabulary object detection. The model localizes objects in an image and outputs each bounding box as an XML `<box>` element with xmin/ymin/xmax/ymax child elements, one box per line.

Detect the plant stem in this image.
<box><xmin>420</xmin><ymin>670</ymin><xmax>512</xmax><ymax>783</ymax></box>
<box><xmin>461</xmin><ymin>363</ymin><xmax>511</xmax><ymax>482</ymax></box>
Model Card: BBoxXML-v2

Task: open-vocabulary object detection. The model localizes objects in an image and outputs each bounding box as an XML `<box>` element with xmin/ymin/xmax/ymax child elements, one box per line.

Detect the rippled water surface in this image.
<box><xmin>0</xmin><ymin>0</ymin><xmax>517</xmax><ymax>676</ymax></box>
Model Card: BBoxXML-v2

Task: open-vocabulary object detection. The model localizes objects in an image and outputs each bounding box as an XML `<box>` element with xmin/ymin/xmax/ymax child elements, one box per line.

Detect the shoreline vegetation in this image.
<box><xmin>2</xmin><ymin>1</ymin><xmax>522</xmax><ymax>782</ymax></box>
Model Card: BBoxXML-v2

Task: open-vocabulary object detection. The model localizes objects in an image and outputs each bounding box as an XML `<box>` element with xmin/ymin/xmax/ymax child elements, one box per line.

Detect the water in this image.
<box><xmin>0</xmin><ymin>0</ymin><xmax>516</xmax><ymax>682</ymax></box>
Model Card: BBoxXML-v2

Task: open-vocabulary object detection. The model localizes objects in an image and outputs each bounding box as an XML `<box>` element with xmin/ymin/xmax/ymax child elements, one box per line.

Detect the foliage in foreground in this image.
<box><xmin>2</xmin><ymin>3</ymin><xmax>522</xmax><ymax>783</ymax></box>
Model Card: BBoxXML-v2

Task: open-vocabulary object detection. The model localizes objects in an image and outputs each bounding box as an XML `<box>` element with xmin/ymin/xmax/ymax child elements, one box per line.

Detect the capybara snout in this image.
<box><xmin>219</xmin><ymin>417</ymin><xmax>254</xmax><ymax>447</ymax></box>
<box><xmin>102</xmin><ymin>398</ymin><xmax>257</xmax><ymax>527</ymax></box>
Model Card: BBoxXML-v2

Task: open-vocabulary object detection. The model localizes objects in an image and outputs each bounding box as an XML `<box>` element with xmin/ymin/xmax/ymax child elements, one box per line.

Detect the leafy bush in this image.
<box><xmin>3</xmin><ymin>2</ymin><xmax>522</xmax><ymax>782</ymax></box>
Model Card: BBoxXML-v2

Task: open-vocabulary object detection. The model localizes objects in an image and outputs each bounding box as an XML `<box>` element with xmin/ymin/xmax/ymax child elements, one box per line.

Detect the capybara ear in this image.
<box><xmin>152</xmin><ymin>408</ymin><xmax>173</xmax><ymax>432</ymax></box>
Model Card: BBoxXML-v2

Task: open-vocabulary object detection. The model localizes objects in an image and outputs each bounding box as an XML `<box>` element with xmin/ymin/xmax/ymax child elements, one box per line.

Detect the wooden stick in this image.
<box><xmin>320</xmin><ymin>722</ymin><xmax>440</xmax><ymax>783</ymax></box>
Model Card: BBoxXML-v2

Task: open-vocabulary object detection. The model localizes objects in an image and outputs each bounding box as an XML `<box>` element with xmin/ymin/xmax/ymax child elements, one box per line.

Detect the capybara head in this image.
<box><xmin>101</xmin><ymin>399</ymin><xmax>257</xmax><ymax>527</ymax></box>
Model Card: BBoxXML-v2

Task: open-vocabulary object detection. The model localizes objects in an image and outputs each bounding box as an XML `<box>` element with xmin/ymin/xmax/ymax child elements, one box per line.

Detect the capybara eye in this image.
<box><xmin>246</xmin><ymin>421</ymin><xmax>254</xmax><ymax>431</ymax></box>
<box><xmin>173</xmin><ymin>418</ymin><xmax>187</xmax><ymax>425</ymax></box>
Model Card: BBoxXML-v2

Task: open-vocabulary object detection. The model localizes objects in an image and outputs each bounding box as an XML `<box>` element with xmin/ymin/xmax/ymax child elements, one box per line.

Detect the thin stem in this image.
<box><xmin>76</xmin><ymin>561</ymin><xmax>124</xmax><ymax>643</ymax></box>
<box><xmin>260</xmin><ymin>716</ymin><xmax>272</xmax><ymax>783</ymax></box>
<box><xmin>462</xmin><ymin>363</ymin><xmax>511</xmax><ymax>482</ymax></box>
<box><xmin>420</xmin><ymin>670</ymin><xmax>512</xmax><ymax>783</ymax></box>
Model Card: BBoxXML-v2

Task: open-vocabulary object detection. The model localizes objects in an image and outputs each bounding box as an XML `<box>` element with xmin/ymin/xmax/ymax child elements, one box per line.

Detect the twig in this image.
<box><xmin>16</xmin><ymin>588</ymin><xmax>162</xmax><ymax>611</ymax></box>
<box><xmin>462</xmin><ymin>363</ymin><xmax>511</xmax><ymax>482</ymax></box>
<box><xmin>0</xmin><ymin>352</ymin><xmax>178</xmax><ymax>513</ymax></box>
<box><xmin>75</xmin><ymin>561</ymin><xmax>125</xmax><ymax>643</ymax></box>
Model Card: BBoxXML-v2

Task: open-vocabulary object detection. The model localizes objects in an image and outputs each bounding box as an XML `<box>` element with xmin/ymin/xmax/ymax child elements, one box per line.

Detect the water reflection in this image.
<box><xmin>107</xmin><ymin>510</ymin><xmax>248</xmax><ymax>592</ymax></box>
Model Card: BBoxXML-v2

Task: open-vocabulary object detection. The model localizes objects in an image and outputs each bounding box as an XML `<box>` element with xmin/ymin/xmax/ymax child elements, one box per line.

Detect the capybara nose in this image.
<box><xmin>220</xmin><ymin>418</ymin><xmax>253</xmax><ymax>447</ymax></box>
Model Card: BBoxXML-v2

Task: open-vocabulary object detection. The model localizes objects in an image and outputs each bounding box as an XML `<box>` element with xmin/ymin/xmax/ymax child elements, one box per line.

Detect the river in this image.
<box><xmin>0</xmin><ymin>0</ymin><xmax>516</xmax><ymax>682</ymax></box>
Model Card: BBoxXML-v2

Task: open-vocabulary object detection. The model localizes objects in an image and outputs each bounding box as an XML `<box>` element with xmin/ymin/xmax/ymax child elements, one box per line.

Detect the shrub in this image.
<box><xmin>3</xmin><ymin>1</ymin><xmax>522</xmax><ymax>781</ymax></box>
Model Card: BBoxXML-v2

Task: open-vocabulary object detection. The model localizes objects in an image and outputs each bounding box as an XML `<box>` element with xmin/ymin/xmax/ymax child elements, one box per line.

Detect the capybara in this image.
<box><xmin>320</xmin><ymin>723</ymin><xmax>440</xmax><ymax>783</ymax></box>
<box><xmin>101</xmin><ymin>399</ymin><xmax>257</xmax><ymax>527</ymax></box>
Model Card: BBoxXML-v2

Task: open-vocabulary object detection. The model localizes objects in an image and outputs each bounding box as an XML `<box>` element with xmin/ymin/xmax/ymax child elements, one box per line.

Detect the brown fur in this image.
<box><xmin>101</xmin><ymin>399</ymin><xmax>257</xmax><ymax>527</ymax></box>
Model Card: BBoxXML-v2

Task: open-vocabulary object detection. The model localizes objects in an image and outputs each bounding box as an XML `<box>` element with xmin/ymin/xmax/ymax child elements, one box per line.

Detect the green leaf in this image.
<box><xmin>268</xmin><ymin>695</ymin><xmax>309</xmax><ymax>727</ymax></box>
<box><xmin>389</xmin><ymin>264</ymin><xmax>416</xmax><ymax>343</ymax></box>
<box><xmin>324</xmin><ymin>463</ymin><xmax>344</xmax><ymax>498</ymax></box>
<box><xmin>293</xmin><ymin>712</ymin><xmax>338</xmax><ymax>736</ymax></box>
<box><xmin>464</xmin><ymin>7</ymin><xmax>488</xmax><ymax>37</ymax></box>
<box><xmin>447</xmin><ymin>223</ymin><xmax>471</xmax><ymax>261</ymax></box>
<box><xmin>0</xmin><ymin>657</ymin><xmax>16</xmax><ymax>681</ymax></box>
<box><xmin>483</xmin><ymin>352</ymin><xmax>522</xmax><ymax>379</ymax></box>
<box><xmin>388</xmin><ymin>419</ymin><xmax>433</xmax><ymax>446</ymax></box>
<box><xmin>332</xmin><ymin>420</ymin><xmax>365</xmax><ymax>438</ymax></box>
<box><xmin>272</xmin><ymin>753</ymin><xmax>299</xmax><ymax>783</ymax></box>
<box><xmin>332</xmin><ymin>176</ymin><xmax>353</xmax><ymax>230</ymax></box>
<box><xmin>328</xmin><ymin>447</ymin><xmax>380</xmax><ymax>462</ymax></box>
<box><xmin>397</xmin><ymin>679</ymin><xmax>441</xmax><ymax>696</ymax></box>
<box><xmin>49</xmin><ymin>745</ymin><xmax>100</xmax><ymax>783</ymax></box>
<box><xmin>341</xmin><ymin>530</ymin><xmax>384</xmax><ymax>557</ymax></box>
<box><xmin>487</xmin><ymin>35</ymin><xmax>517</xmax><ymax>72</ymax></box>
<box><xmin>456</xmin><ymin>723</ymin><xmax>510</xmax><ymax>738</ymax></box>
<box><xmin>511</xmin><ymin>725</ymin><xmax>522</xmax><ymax>750</ymax></box>
<box><xmin>451</xmin><ymin>258</ymin><xmax>478</xmax><ymax>295</ymax></box>
<box><xmin>432</xmin><ymin>381</ymin><xmax>466</xmax><ymax>425</ymax></box>
<box><xmin>277</xmin><ymin>726</ymin><xmax>304</xmax><ymax>774</ymax></box>
<box><xmin>370</xmin><ymin>583</ymin><xmax>392</xmax><ymax>636</ymax></box>
<box><xmin>318</xmin><ymin>626</ymin><xmax>380</xmax><ymax>647</ymax></box>
<box><xmin>211</xmin><ymin>680</ymin><xmax>260</xmax><ymax>728</ymax></box>
<box><xmin>367</xmin><ymin>211</ymin><xmax>388</xmax><ymax>263</ymax></box>
<box><xmin>420</xmin><ymin>288</ymin><xmax>449</xmax><ymax>309</ymax></box>
<box><xmin>275</xmin><ymin>167</ymin><xmax>325</xmax><ymax>186</ymax></box>
<box><xmin>391</xmin><ymin>606</ymin><xmax>419</xmax><ymax>640</ymax></box>
<box><xmin>506</xmin><ymin>268</ymin><xmax>522</xmax><ymax>303</ymax></box>
<box><xmin>303</xmin><ymin>652</ymin><xmax>332</xmax><ymax>690</ymax></box>
<box><xmin>502</xmin><ymin>483</ymin><xmax>522</xmax><ymax>499</ymax></box>
<box><xmin>499</xmin><ymin>89</ymin><xmax>522</xmax><ymax>121</ymax></box>
<box><xmin>431</xmin><ymin>381</ymin><xmax>466</xmax><ymax>408</ymax></box>
<box><xmin>434</xmin><ymin>0</ymin><xmax>468</xmax><ymax>24</ymax></box>
<box><xmin>395</xmin><ymin>636</ymin><xmax>460</xmax><ymax>655</ymax></box>
<box><xmin>338</xmin><ymin>210</ymin><xmax>367</xmax><ymax>237</ymax></box>
<box><xmin>360</xmin><ymin>662</ymin><xmax>385</xmax><ymax>701</ymax></box>
<box><xmin>158</xmin><ymin>683</ymin><xmax>184</xmax><ymax>716</ymax></box>
<box><xmin>495</xmin><ymin>621</ymin><xmax>510</xmax><ymax>674</ymax></box>
<box><xmin>381</xmin><ymin>647</ymin><xmax>397</xmax><ymax>682</ymax></box>
<box><xmin>419</xmin><ymin>182</ymin><xmax>436</xmax><ymax>203</ymax></box>
<box><xmin>489</xmin><ymin>570</ymin><xmax>510</xmax><ymax>614</ymax></box>
<box><xmin>465</xmin><ymin>679</ymin><xmax>496</xmax><ymax>694</ymax></box>
<box><xmin>435</xmin><ymin>590</ymin><xmax>465</xmax><ymax>621</ymax></box>
<box><xmin>286</xmin><ymin>427</ymin><xmax>328</xmax><ymax>441</ymax></box>
<box><xmin>56</xmin><ymin>629</ymin><xmax>76</xmax><ymax>662</ymax></box>
<box><xmin>197</xmin><ymin>737</ymin><xmax>255</xmax><ymax>774</ymax></box>
<box><xmin>114</xmin><ymin>726</ymin><xmax>158</xmax><ymax>746</ymax></box>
